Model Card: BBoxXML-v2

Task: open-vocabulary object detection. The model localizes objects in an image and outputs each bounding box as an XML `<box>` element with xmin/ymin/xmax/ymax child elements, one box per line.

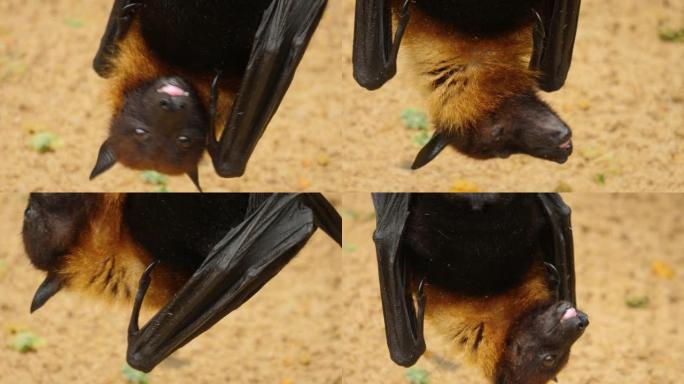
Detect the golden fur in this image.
<box><xmin>422</xmin><ymin>264</ymin><xmax>551</xmax><ymax>380</ymax></box>
<box><xmin>57</xmin><ymin>194</ymin><xmax>186</xmax><ymax>309</ymax></box>
<box><xmin>397</xmin><ymin>5</ymin><xmax>538</xmax><ymax>132</ymax></box>
<box><xmin>106</xmin><ymin>21</ymin><xmax>239</xmax><ymax>139</ymax></box>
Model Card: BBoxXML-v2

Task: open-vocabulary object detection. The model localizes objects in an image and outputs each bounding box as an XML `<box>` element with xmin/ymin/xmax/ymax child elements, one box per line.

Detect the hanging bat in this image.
<box><xmin>89</xmin><ymin>1</ymin><xmax>327</xmax><ymax>190</ymax></box>
<box><xmin>372</xmin><ymin>193</ymin><xmax>588</xmax><ymax>384</ymax></box>
<box><xmin>353</xmin><ymin>0</ymin><xmax>581</xmax><ymax>168</ymax></box>
<box><xmin>23</xmin><ymin>192</ymin><xmax>341</xmax><ymax>372</ymax></box>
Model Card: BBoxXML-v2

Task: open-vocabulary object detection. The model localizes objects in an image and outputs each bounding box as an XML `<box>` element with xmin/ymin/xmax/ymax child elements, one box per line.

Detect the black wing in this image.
<box><xmin>208</xmin><ymin>0</ymin><xmax>327</xmax><ymax>178</ymax></box>
<box><xmin>538</xmin><ymin>193</ymin><xmax>576</xmax><ymax>306</ymax></box>
<box><xmin>530</xmin><ymin>0</ymin><xmax>582</xmax><ymax>92</ymax></box>
<box><xmin>301</xmin><ymin>193</ymin><xmax>342</xmax><ymax>246</ymax></box>
<box><xmin>352</xmin><ymin>0</ymin><xmax>410</xmax><ymax>90</ymax></box>
<box><xmin>92</xmin><ymin>0</ymin><xmax>141</xmax><ymax>78</ymax></box>
<box><xmin>372</xmin><ymin>193</ymin><xmax>426</xmax><ymax>367</ymax></box>
<box><xmin>126</xmin><ymin>194</ymin><xmax>330</xmax><ymax>372</ymax></box>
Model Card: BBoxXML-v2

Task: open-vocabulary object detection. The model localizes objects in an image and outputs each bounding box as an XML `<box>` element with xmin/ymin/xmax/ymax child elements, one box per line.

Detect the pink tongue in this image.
<box><xmin>157</xmin><ymin>84</ymin><xmax>188</xmax><ymax>97</ymax></box>
<box><xmin>562</xmin><ymin>308</ymin><xmax>578</xmax><ymax>321</ymax></box>
<box><xmin>559</xmin><ymin>140</ymin><xmax>572</xmax><ymax>149</ymax></box>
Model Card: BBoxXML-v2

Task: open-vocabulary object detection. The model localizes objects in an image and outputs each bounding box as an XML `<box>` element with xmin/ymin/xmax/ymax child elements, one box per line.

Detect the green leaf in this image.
<box><xmin>626</xmin><ymin>295</ymin><xmax>649</xmax><ymax>309</ymax></box>
<box><xmin>406</xmin><ymin>367</ymin><xmax>429</xmax><ymax>384</ymax></box>
<box><xmin>342</xmin><ymin>243</ymin><xmax>357</xmax><ymax>253</ymax></box>
<box><xmin>64</xmin><ymin>17</ymin><xmax>85</xmax><ymax>28</ymax></box>
<box><xmin>122</xmin><ymin>363</ymin><xmax>150</xmax><ymax>384</ymax></box>
<box><xmin>8</xmin><ymin>331</ymin><xmax>45</xmax><ymax>353</ymax></box>
<box><xmin>593</xmin><ymin>173</ymin><xmax>606</xmax><ymax>186</ymax></box>
<box><xmin>29</xmin><ymin>132</ymin><xmax>59</xmax><ymax>153</ymax></box>
<box><xmin>344</xmin><ymin>209</ymin><xmax>360</xmax><ymax>221</ymax></box>
<box><xmin>401</xmin><ymin>109</ymin><xmax>429</xmax><ymax>131</ymax></box>
<box><xmin>141</xmin><ymin>171</ymin><xmax>168</xmax><ymax>186</ymax></box>
<box><xmin>658</xmin><ymin>27</ymin><xmax>684</xmax><ymax>42</ymax></box>
<box><xmin>413</xmin><ymin>131</ymin><xmax>430</xmax><ymax>147</ymax></box>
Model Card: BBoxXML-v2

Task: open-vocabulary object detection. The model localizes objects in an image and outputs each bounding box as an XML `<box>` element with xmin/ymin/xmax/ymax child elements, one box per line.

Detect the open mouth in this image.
<box><xmin>561</xmin><ymin>307</ymin><xmax>578</xmax><ymax>322</ymax></box>
<box><xmin>559</xmin><ymin>139</ymin><xmax>572</xmax><ymax>150</ymax></box>
<box><xmin>157</xmin><ymin>83</ymin><xmax>189</xmax><ymax>97</ymax></box>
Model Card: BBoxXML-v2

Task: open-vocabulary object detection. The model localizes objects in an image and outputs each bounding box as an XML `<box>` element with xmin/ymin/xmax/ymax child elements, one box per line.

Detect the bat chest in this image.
<box><xmin>122</xmin><ymin>194</ymin><xmax>250</xmax><ymax>274</ymax></box>
<box><xmin>412</xmin><ymin>0</ymin><xmax>540</xmax><ymax>35</ymax></box>
<box><xmin>138</xmin><ymin>0</ymin><xmax>272</xmax><ymax>73</ymax></box>
<box><xmin>402</xmin><ymin>195</ymin><xmax>546</xmax><ymax>295</ymax></box>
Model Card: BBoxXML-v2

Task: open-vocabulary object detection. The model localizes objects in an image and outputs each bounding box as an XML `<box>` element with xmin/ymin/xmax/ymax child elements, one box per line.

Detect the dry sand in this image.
<box><xmin>340</xmin><ymin>0</ymin><xmax>684</xmax><ymax>192</ymax></box>
<box><xmin>0</xmin><ymin>0</ymin><xmax>342</xmax><ymax>192</ymax></box>
<box><xmin>341</xmin><ymin>193</ymin><xmax>684</xmax><ymax>383</ymax></box>
<box><xmin>0</xmin><ymin>194</ymin><xmax>342</xmax><ymax>383</ymax></box>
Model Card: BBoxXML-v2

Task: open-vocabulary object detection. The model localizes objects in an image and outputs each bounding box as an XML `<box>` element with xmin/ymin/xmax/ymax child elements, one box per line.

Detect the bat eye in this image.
<box><xmin>135</xmin><ymin>128</ymin><xmax>149</xmax><ymax>136</ymax></box>
<box><xmin>177</xmin><ymin>135</ymin><xmax>191</xmax><ymax>147</ymax></box>
<box><xmin>541</xmin><ymin>354</ymin><xmax>556</xmax><ymax>367</ymax></box>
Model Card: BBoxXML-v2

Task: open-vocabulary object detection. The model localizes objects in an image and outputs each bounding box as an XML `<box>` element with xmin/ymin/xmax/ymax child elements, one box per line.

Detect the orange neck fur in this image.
<box><xmin>58</xmin><ymin>194</ymin><xmax>186</xmax><ymax>309</ymax></box>
<box><xmin>423</xmin><ymin>265</ymin><xmax>551</xmax><ymax>380</ymax></box>
<box><xmin>399</xmin><ymin>6</ymin><xmax>538</xmax><ymax>132</ymax></box>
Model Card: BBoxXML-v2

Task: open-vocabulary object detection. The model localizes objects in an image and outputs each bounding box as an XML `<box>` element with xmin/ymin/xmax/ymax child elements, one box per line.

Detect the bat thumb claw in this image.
<box><xmin>129</xmin><ymin>260</ymin><xmax>159</xmax><ymax>337</ymax></box>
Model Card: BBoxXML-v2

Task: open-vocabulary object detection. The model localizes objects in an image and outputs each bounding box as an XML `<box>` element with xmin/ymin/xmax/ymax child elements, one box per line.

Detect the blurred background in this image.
<box><xmin>341</xmin><ymin>193</ymin><xmax>684</xmax><ymax>383</ymax></box>
<box><xmin>0</xmin><ymin>1</ymin><xmax>342</xmax><ymax>192</ymax></box>
<box><xmin>0</xmin><ymin>193</ymin><xmax>342</xmax><ymax>383</ymax></box>
<box><xmin>340</xmin><ymin>0</ymin><xmax>684</xmax><ymax>192</ymax></box>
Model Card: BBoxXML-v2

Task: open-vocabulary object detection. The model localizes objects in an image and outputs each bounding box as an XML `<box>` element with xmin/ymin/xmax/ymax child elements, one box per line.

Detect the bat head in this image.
<box><xmin>22</xmin><ymin>194</ymin><xmax>99</xmax><ymax>313</ymax></box>
<box><xmin>495</xmin><ymin>301</ymin><xmax>589</xmax><ymax>384</ymax></box>
<box><xmin>451</xmin><ymin>93</ymin><xmax>573</xmax><ymax>164</ymax></box>
<box><xmin>90</xmin><ymin>77</ymin><xmax>207</xmax><ymax>190</ymax></box>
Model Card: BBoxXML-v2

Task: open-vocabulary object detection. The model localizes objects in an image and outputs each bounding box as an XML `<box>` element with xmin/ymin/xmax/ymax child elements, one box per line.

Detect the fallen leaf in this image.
<box><xmin>406</xmin><ymin>367</ymin><xmax>430</xmax><ymax>384</ymax></box>
<box><xmin>298</xmin><ymin>176</ymin><xmax>311</xmax><ymax>190</ymax></box>
<box><xmin>8</xmin><ymin>331</ymin><xmax>45</xmax><ymax>353</ymax></box>
<box><xmin>626</xmin><ymin>296</ymin><xmax>649</xmax><ymax>309</ymax></box>
<box><xmin>555</xmin><ymin>181</ymin><xmax>573</xmax><ymax>193</ymax></box>
<box><xmin>652</xmin><ymin>260</ymin><xmax>675</xmax><ymax>279</ymax></box>
<box><xmin>449</xmin><ymin>179</ymin><xmax>479</xmax><ymax>192</ymax></box>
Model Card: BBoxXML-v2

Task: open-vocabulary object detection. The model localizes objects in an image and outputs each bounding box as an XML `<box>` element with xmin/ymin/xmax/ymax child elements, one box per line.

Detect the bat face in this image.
<box><xmin>497</xmin><ymin>301</ymin><xmax>589</xmax><ymax>384</ymax></box>
<box><xmin>91</xmin><ymin>77</ymin><xmax>207</xmax><ymax>184</ymax></box>
<box><xmin>22</xmin><ymin>194</ymin><xmax>97</xmax><ymax>271</ymax></box>
<box><xmin>450</xmin><ymin>94</ymin><xmax>573</xmax><ymax>164</ymax></box>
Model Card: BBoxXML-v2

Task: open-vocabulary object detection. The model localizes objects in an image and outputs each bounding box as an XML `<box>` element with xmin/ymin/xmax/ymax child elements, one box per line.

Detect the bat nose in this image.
<box><xmin>577</xmin><ymin>313</ymin><xmax>589</xmax><ymax>330</ymax></box>
<box><xmin>158</xmin><ymin>96</ymin><xmax>187</xmax><ymax>111</ymax></box>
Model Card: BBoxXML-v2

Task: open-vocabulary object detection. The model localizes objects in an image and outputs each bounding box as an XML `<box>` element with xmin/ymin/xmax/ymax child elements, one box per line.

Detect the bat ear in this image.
<box><xmin>187</xmin><ymin>167</ymin><xmax>202</xmax><ymax>192</ymax></box>
<box><xmin>30</xmin><ymin>272</ymin><xmax>63</xmax><ymax>313</ymax></box>
<box><xmin>412</xmin><ymin>131</ymin><xmax>452</xmax><ymax>170</ymax></box>
<box><xmin>90</xmin><ymin>139</ymin><xmax>118</xmax><ymax>180</ymax></box>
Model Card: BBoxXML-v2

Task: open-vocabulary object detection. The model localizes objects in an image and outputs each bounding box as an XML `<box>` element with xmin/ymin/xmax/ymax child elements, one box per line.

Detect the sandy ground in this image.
<box><xmin>0</xmin><ymin>1</ymin><xmax>342</xmax><ymax>192</ymax></box>
<box><xmin>340</xmin><ymin>0</ymin><xmax>684</xmax><ymax>192</ymax></box>
<box><xmin>0</xmin><ymin>193</ymin><xmax>342</xmax><ymax>384</ymax></box>
<box><xmin>341</xmin><ymin>193</ymin><xmax>684</xmax><ymax>383</ymax></box>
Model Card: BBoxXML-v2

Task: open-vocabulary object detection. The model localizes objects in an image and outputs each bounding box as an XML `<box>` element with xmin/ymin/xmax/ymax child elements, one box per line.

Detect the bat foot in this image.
<box><xmin>544</xmin><ymin>262</ymin><xmax>561</xmax><ymax>300</ymax></box>
<box><xmin>116</xmin><ymin>2</ymin><xmax>143</xmax><ymax>39</ymax></box>
<box><xmin>128</xmin><ymin>260</ymin><xmax>160</xmax><ymax>338</ymax></box>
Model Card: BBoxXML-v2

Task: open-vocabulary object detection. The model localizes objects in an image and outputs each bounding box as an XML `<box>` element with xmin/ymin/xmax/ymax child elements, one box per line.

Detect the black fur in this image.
<box><xmin>123</xmin><ymin>194</ymin><xmax>250</xmax><ymax>274</ymax></box>
<box><xmin>138</xmin><ymin>0</ymin><xmax>272</xmax><ymax>74</ymax></box>
<box><xmin>414</xmin><ymin>0</ymin><xmax>540</xmax><ymax>35</ymax></box>
<box><xmin>402</xmin><ymin>194</ymin><xmax>547</xmax><ymax>295</ymax></box>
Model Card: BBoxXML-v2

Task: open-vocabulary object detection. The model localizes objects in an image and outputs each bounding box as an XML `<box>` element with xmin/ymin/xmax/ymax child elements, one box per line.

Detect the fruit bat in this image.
<box><xmin>353</xmin><ymin>1</ymin><xmax>581</xmax><ymax>167</ymax></box>
<box><xmin>371</xmin><ymin>193</ymin><xmax>588</xmax><ymax>384</ymax></box>
<box><xmin>23</xmin><ymin>192</ymin><xmax>341</xmax><ymax>372</ymax></box>
<box><xmin>90</xmin><ymin>1</ymin><xmax>327</xmax><ymax>190</ymax></box>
